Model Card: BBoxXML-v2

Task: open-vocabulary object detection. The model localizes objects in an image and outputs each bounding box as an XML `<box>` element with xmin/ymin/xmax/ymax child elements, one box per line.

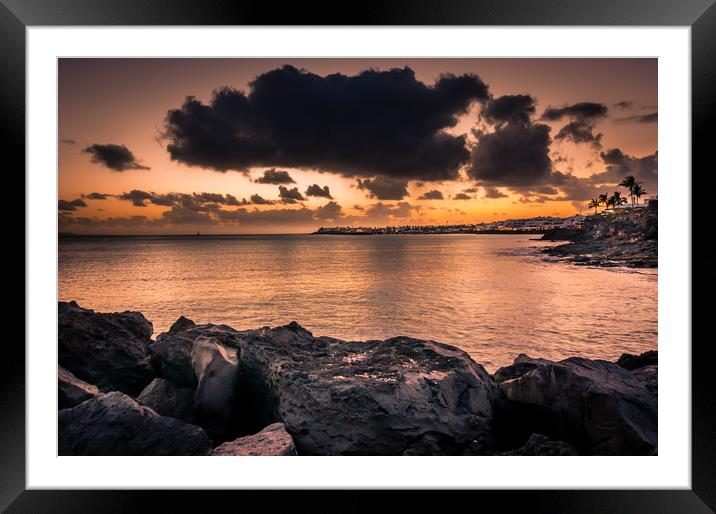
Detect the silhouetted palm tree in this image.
<box><xmin>599</xmin><ymin>193</ymin><xmax>610</xmax><ymax>211</ymax></box>
<box><xmin>588</xmin><ymin>198</ymin><xmax>601</xmax><ymax>214</ymax></box>
<box><xmin>610</xmin><ymin>191</ymin><xmax>628</xmax><ymax>209</ymax></box>
<box><xmin>620</xmin><ymin>175</ymin><xmax>637</xmax><ymax>207</ymax></box>
<box><xmin>632</xmin><ymin>183</ymin><xmax>647</xmax><ymax>205</ymax></box>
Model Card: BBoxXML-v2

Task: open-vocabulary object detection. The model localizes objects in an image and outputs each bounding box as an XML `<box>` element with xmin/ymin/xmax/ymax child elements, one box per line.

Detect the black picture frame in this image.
<box><xmin>4</xmin><ymin>0</ymin><xmax>712</xmax><ymax>511</ymax></box>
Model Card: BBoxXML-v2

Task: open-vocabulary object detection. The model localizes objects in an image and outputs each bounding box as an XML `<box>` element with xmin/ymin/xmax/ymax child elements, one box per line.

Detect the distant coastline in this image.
<box><xmin>314</xmin><ymin>215</ymin><xmax>584</xmax><ymax>236</ymax></box>
<box><xmin>314</xmin><ymin>228</ymin><xmax>547</xmax><ymax>235</ymax></box>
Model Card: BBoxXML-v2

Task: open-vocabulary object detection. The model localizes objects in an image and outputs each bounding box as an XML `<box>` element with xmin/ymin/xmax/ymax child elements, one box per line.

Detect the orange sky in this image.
<box><xmin>58</xmin><ymin>58</ymin><xmax>657</xmax><ymax>234</ymax></box>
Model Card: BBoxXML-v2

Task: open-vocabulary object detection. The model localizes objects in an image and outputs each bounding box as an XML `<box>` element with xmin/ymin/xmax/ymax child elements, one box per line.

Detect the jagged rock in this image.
<box><xmin>631</xmin><ymin>365</ymin><xmax>658</xmax><ymax>395</ymax></box>
<box><xmin>58</xmin><ymin>301</ymin><xmax>155</xmax><ymax>396</ymax></box>
<box><xmin>169</xmin><ymin>315</ymin><xmax>196</xmax><ymax>333</ymax></box>
<box><xmin>617</xmin><ymin>350</ymin><xmax>658</xmax><ymax>370</ymax></box>
<box><xmin>236</xmin><ymin>323</ymin><xmax>498</xmax><ymax>456</ymax></box>
<box><xmin>150</xmin><ymin>323</ymin><xmax>243</xmax><ymax>387</ymax></box>
<box><xmin>495</xmin><ymin>355</ymin><xmax>657</xmax><ymax>455</ymax></box>
<box><xmin>137</xmin><ymin>378</ymin><xmax>196</xmax><ymax>423</ymax></box>
<box><xmin>191</xmin><ymin>336</ymin><xmax>240</xmax><ymax>440</ymax></box>
<box><xmin>499</xmin><ymin>433</ymin><xmax>577</xmax><ymax>456</ymax></box>
<box><xmin>212</xmin><ymin>423</ymin><xmax>297</xmax><ymax>456</ymax></box>
<box><xmin>58</xmin><ymin>367</ymin><xmax>100</xmax><ymax>409</ymax></box>
<box><xmin>58</xmin><ymin>392</ymin><xmax>212</xmax><ymax>456</ymax></box>
<box><xmin>492</xmin><ymin>354</ymin><xmax>551</xmax><ymax>383</ymax></box>
<box><xmin>541</xmin><ymin>209</ymin><xmax>657</xmax><ymax>268</ymax></box>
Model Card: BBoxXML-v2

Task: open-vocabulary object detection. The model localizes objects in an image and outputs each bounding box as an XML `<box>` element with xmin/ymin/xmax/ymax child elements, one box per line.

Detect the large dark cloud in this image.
<box><xmin>58</xmin><ymin>199</ymin><xmax>87</xmax><ymax>211</ymax></box>
<box><xmin>541</xmin><ymin>102</ymin><xmax>608</xmax><ymax>148</ymax></box>
<box><xmin>278</xmin><ymin>186</ymin><xmax>305</xmax><ymax>204</ymax></box>
<box><xmin>163</xmin><ymin>65</ymin><xmax>489</xmax><ymax>180</ymax></box>
<box><xmin>482</xmin><ymin>94</ymin><xmax>536</xmax><ymax>127</ymax></box>
<box><xmin>356</xmin><ymin>177</ymin><xmax>409</xmax><ymax>200</ymax></box>
<box><xmin>418</xmin><ymin>190</ymin><xmax>444</xmax><ymax>200</ymax></box>
<box><xmin>254</xmin><ymin>168</ymin><xmax>295</xmax><ymax>184</ymax></box>
<box><xmin>305</xmin><ymin>184</ymin><xmax>333</xmax><ymax>199</ymax></box>
<box><xmin>468</xmin><ymin>123</ymin><xmax>553</xmax><ymax>187</ymax></box>
<box><xmin>83</xmin><ymin>144</ymin><xmax>149</xmax><ymax>171</ymax></box>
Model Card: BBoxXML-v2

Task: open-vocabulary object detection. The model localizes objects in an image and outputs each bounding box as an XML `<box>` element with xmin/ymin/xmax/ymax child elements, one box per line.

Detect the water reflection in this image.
<box><xmin>59</xmin><ymin>234</ymin><xmax>657</xmax><ymax>371</ymax></box>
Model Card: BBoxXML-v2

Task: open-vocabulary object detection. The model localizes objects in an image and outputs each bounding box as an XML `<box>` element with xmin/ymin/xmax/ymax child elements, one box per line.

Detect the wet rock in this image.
<box><xmin>169</xmin><ymin>315</ymin><xmax>196</xmax><ymax>333</ymax></box>
<box><xmin>58</xmin><ymin>392</ymin><xmax>212</xmax><ymax>456</ymax></box>
<box><xmin>191</xmin><ymin>336</ymin><xmax>240</xmax><ymax>440</ymax></box>
<box><xmin>495</xmin><ymin>355</ymin><xmax>657</xmax><ymax>455</ymax></box>
<box><xmin>58</xmin><ymin>366</ymin><xmax>100</xmax><ymax>409</ymax></box>
<box><xmin>137</xmin><ymin>378</ymin><xmax>196</xmax><ymax>423</ymax></box>
<box><xmin>58</xmin><ymin>301</ymin><xmax>155</xmax><ymax>396</ymax></box>
<box><xmin>150</xmin><ymin>323</ymin><xmax>244</xmax><ymax>387</ymax></box>
<box><xmin>617</xmin><ymin>350</ymin><xmax>658</xmax><ymax>370</ymax></box>
<box><xmin>236</xmin><ymin>323</ymin><xmax>498</xmax><ymax>456</ymax></box>
<box><xmin>499</xmin><ymin>433</ymin><xmax>577</xmax><ymax>456</ymax></box>
<box><xmin>212</xmin><ymin>423</ymin><xmax>297</xmax><ymax>456</ymax></box>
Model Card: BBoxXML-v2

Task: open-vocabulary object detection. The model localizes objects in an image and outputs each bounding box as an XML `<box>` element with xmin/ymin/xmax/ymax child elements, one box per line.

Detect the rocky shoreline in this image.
<box><xmin>58</xmin><ymin>301</ymin><xmax>658</xmax><ymax>456</ymax></box>
<box><xmin>540</xmin><ymin>207</ymin><xmax>657</xmax><ymax>268</ymax></box>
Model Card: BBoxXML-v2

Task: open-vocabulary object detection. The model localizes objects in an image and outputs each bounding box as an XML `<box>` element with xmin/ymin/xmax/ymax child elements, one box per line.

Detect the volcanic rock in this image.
<box><xmin>235</xmin><ymin>323</ymin><xmax>498</xmax><ymax>455</ymax></box>
<box><xmin>495</xmin><ymin>355</ymin><xmax>657</xmax><ymax>455</ymax></box>
<box><xmin>58</xmin><ymin>366</ymin><xmax>100</xmax><ymax>409</ymax></box>
<box><xmin>212</xmin><ymin>422</ymin><xmax>297</xmax><ymax>456</ymax></box>
<box><xmin>58</xmin><ymin>301</ymin><xmax>155</xmax><ymax>396</ymax></box>
<box><xmin>137</xmin><ymin>378</ymin><xmax>196</xmax><ymax>423</ymax></box>
<box><xmin>58</xmin><ymin>392</ymin><xmax>212</xmax><ymax>456</ymax></box>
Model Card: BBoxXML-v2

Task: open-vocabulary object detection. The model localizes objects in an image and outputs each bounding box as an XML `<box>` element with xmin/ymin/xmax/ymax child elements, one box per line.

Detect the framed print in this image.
<box><xmin>5</xmin><ymin>0</ymin><xmax>713</xmax><ymax>511</ymax></box>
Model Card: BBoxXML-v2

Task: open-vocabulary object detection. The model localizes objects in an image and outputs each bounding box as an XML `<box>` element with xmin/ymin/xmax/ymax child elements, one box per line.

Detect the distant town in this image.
<box><xmin>314</xmin><ymin>215</ymin><xmax>586</xmax><ymax>235</ymax></box>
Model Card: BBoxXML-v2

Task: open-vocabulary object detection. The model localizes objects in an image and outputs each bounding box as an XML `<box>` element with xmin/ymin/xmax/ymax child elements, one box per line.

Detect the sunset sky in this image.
<box><xmin>58</xmin><ymin>58</ymin><xmax>657</xmax><ymax>234</ymax></box>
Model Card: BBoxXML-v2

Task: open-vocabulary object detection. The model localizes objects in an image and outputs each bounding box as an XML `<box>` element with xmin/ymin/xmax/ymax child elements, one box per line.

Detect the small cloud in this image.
<box><xmin>58</xmin><ymin>198</ymin><xmax>88</xmax><ymax>211</ymax></box>
<box><xmin>356</xmin><ymin>176</ymin><xmax>409</xmax><ymax>200</ymax></box>
<box><xmin>314</xmin><ymin>201</ymin><xmax>344</xmax><ymax>220</ymax></box>
<box><xmin>83</xmin><ymin>144</ymin><xmax>149</xmax><ymax>171</ymax></box>
<box><xmin>118</xmin><ymin>189</ymin><xmax>153</xmax><ymax>207</ymax></box>
<box><xmin>615</xmin><ymin>112</ymin><xmax>658</xmax><ymax>124</ymax></box>
<box><xmin>254</xmin><ymin>168</ymin><xmax>295</xmax><ymax>185</ymax></box>
<box><xmin>249</xmin><ymin>194</ymin><xmax>276</xmax><ymax>205</ymax></box>
<box><xmin>82</xmin><ymin>192</ymin><xmax>111</xmax><ymax>200</ymax></box>
<box><xmin>483</xmin><ymin>187</ymin><xmax>508</xmax><ymax>199</ymax></box>
<box><xmin>613</xmin><ymin>101</ymin><xmax>633</xmax><ymax>110</ymax></box>
<box><xmin>278</xmin><ymin>186</ymin><xmax>305</xmax><ymax>204</ymax></box>
<box><xmin>418</xmin><ymin>190</ymin><xmax>444</xmax><ymax>200</ymax></box>
<box><xmin>60</xmin><ymin>139</ymin><xmax>77</xmax><ymax>145</ymax></box>
<box><xmin>453</xmin><ymin>193</ymin><xmax>473</xmax><ymax>200</ymax></box>
<box><xmin>305</xmin><ymin>184</ymin><xmax>333</xmax><ymax>199</ymax></box>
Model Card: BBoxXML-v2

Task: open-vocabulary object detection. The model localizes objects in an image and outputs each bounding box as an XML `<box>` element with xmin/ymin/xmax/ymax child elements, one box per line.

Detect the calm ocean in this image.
<box><xmin>58</xmin><ymin>234</ymin><xmax>657</xmax><ymax>371</ymax></box>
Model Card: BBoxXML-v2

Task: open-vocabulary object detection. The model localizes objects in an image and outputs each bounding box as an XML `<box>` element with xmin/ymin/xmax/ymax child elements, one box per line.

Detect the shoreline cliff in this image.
<box><xmin>58</xmin><ymin>301</ymin><xmax>658</xmax><ymax>456</ymax></box>
<box><xmin>540</xmin><ymin>206</ymin><xmax>657</xmax><ymax>268</ymax></box>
